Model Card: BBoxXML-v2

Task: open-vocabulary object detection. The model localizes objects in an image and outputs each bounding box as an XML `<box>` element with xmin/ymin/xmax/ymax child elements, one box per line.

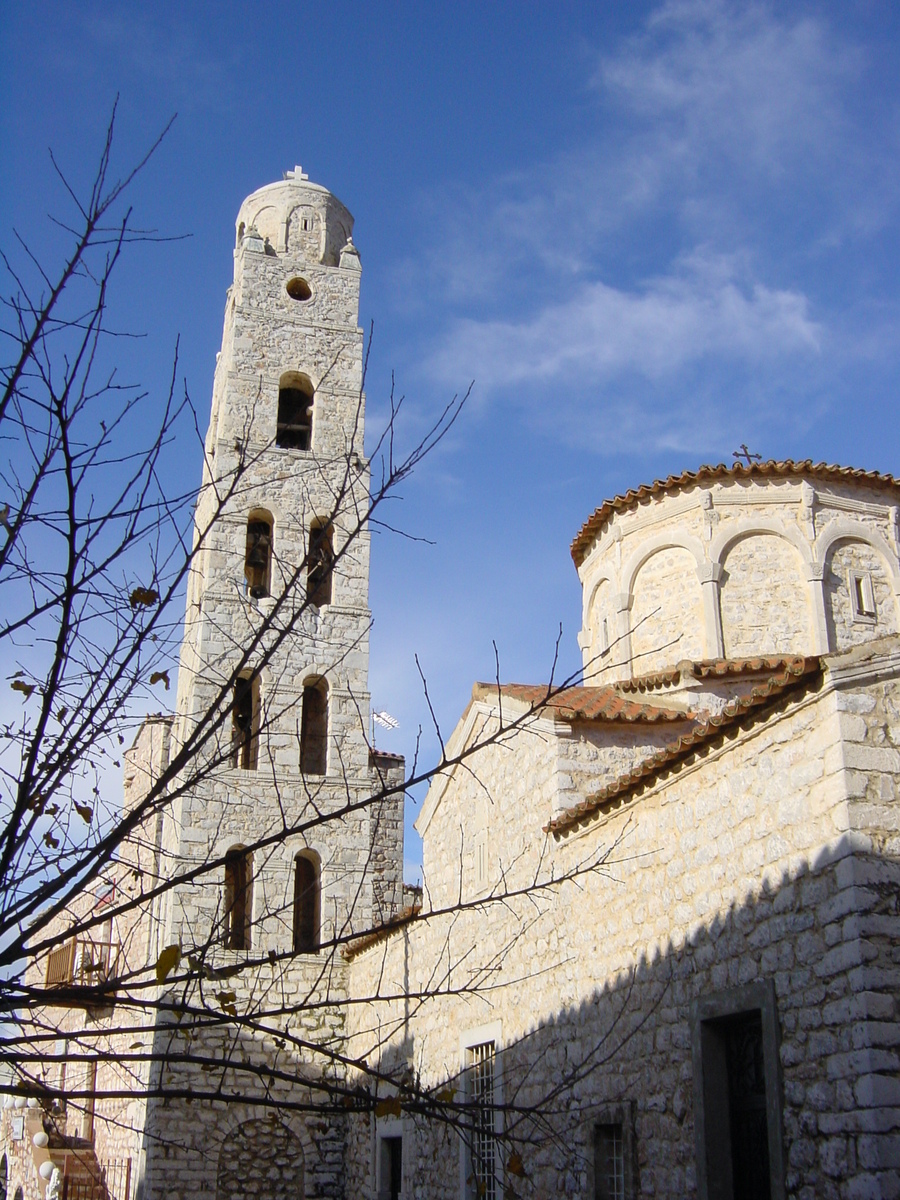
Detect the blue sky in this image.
<box><xmin>3</xmin><ymin>1</ymin><xmax>900</xmax><ymax>876</ymax></box>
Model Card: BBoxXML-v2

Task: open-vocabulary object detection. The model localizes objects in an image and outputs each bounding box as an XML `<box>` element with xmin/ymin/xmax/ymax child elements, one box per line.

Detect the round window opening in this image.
<box><xmin>286</xmin><ymin>277</ymin><xmax>312</xmax><ymax>302</ymax></box>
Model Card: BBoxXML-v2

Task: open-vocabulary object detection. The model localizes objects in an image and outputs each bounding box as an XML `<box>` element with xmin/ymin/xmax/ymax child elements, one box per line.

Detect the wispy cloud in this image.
<box><xmin>397</xmin><ymin>2</ymin><xmax>896</xmax><ymax>457</ymax></box>
<box><xmin>427</xmin><ymin>250</ymin><xmax>820</xmax><ymax>392</ymax></box>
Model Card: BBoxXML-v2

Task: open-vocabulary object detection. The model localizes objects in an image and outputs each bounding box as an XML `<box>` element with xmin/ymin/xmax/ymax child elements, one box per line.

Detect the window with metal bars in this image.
<box><xmin>594</xmin><ymin>1123</ymin><xmax>624</xmax><ymax>1200</ymax></box>
<box><xmin>466</xmin><ymin>1041</ymin><xmax>496</xmax><ymax>1200</ymax></box>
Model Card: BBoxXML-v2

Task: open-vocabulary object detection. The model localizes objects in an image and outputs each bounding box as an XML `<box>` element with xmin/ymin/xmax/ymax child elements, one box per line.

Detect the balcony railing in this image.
<box><xmin>44</xmin><ymin>939</ymin><xmax>119</xmax><ymax>995</ymax></box>
<box><xmin>61</xmin><ymin>1157</ymin><xmax>132</xmax><ymax>1200</ymax></box>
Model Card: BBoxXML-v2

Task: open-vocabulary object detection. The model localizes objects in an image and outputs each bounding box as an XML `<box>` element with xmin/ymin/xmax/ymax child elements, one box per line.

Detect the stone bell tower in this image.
<box><xmin>139</xmin><ymin>168</ymin><xmax>404</xmax><ymax>1200</ymax></box>
<box><xmin>167</xmin><ymin>162</ymin><xmax>402</xmax><ymax>940</ymax></box>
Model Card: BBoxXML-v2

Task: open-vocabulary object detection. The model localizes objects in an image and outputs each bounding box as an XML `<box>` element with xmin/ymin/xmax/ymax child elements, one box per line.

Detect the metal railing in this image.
<box><xmin>61</xmin><ymin>1157</ymin><xmax>132</xmax><ymax>1200</ymax></box>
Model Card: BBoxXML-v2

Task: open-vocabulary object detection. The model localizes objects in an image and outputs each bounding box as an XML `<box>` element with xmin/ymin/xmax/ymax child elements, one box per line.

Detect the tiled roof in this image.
<box><xmin>471</xmin><ymin>682</ymin><xmax>692</xmax><ymax>724</ymax></box>
<box><xmin>618</xmin><ymin>654</ymin><xmax>818</xmax><ymax>693</ymax></box>
<box><xmin>571</xmin><ymin>460</ymin><xmax>900</xmax><ymax>567</ymax></box>
<box><xmin>343</xmin><ymin>904</ymin><xmax>421</xmax><ymax>960</ymax></box>
<box><xmin>545</xmin><ymin>656</ymin><xmax>821</xmax><ymax>838</ymax></box>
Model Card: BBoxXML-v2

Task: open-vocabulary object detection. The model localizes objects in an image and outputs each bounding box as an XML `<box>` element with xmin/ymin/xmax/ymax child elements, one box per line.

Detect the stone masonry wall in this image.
<box><xmin>346</xmin><ymin>655</ymin><xmax>900</xmax><ymax>1199</ymax></box>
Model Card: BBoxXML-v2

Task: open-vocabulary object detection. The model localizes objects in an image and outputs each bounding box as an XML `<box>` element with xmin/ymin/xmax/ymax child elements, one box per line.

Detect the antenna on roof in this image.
<box><xmin>371</xmin><ymin>709</ymin><xmax>399</xmax><ymax>747</ymax></box>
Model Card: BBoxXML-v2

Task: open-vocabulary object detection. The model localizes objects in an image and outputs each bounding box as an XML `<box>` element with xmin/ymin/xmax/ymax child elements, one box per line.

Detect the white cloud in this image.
<box><xmin>394</xmin><ymin>1</ymin><xmax>898</xmax><ymax>460</ymax></box>
<box><xmin>427</xmin><ymin>251</ymin><xmax>820</xmax><ymax>393</ymax></box>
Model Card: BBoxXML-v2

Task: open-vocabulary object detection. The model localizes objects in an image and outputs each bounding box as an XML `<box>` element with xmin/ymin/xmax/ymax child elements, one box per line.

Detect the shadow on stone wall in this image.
<box><xmin>358</xmin><ymin>838</ymin><xmax>900</xmax><ymax>1200</ymax></box>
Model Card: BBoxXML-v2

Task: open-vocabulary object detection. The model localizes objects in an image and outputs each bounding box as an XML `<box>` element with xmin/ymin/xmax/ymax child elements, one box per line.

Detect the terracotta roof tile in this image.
<box><xmin>343</xmin><ymin>904</ymin><xmax>421</xmax><ymax>960</ymax></box>
<box><xmin>618</xmin><ymin>655</ymin><xmax>819</xmax><ymax>692</ymax></box>
<box><xmin>472</xmin><ymin>682</ymin><xmax>692</xmax><ymax>724</ymax></box>
<box><xmin>571</xmin><ymin>460</ymin><xmax>900</xmax><ymax>567</ymax></box>
<box><xmin>545</xmin><ymin>656</ymin><xmax>821</xmax><ymax>838</ymax></box>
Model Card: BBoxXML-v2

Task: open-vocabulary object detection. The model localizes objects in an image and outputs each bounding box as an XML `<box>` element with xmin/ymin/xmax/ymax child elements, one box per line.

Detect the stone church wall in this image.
<box><xmin>346</xmin><ymin>660</ymin><xmax>900</xmax><ymax>1199</ymax></box>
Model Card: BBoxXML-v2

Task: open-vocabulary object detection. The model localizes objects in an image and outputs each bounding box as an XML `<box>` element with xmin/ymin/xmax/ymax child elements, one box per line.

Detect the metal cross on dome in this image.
<box><xmin>733</xmin><ymin>444</ymin><xmax>762</xmax><ymax>466</ymax></box>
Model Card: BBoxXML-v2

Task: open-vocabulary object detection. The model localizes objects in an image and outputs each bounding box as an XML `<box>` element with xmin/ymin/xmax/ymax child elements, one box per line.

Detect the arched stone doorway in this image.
<box><xmin>216</xmin><ymin>1118</ymin><xmax>304</xmax><ymax>1200</ymax></box>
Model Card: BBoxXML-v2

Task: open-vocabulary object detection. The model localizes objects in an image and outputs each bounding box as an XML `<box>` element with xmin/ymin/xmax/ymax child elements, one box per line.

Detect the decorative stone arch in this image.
<box><xmin>621</xmin><ymin>531</ymin><xmax>707</xmax><ymax>599</ymax></box>
<box><xmin>215</xmin><ymin>1110</ymin><xmax>310</xmax><ymax>1200</ymax></box>
<box><xmin>248</xmin><ymin>205</ymin><xmax>280</xmax><ymax>250</ymax></box>
<box><xmin>622</xmin><ymin>533</ymin><xmax>709</xmax><ymax>673</ymax></box>
<box><xmin>285</xmin><ymin>204</ymin><xmax>322</xmax><ymax>259</ymax></box>
<box><xmin>815</xmin><ymin>519</ymin><xmax>900</xmax><ymax>590</ymax></box>
<box><xmin>815</xmin><ymin>519</ymin><xmax>900</xmax><ymax>651</ymax></box>
<box><xmin>580</xmin><ymin>568</ymin><xmax>618</xmax><ymax>679</ymax></box>
<box><xmin>709</xmin><ymin>517</ymin><xmax>814</xmax><ymax>571</ymax></box>
<box><xmin>714</xmin><ymin>523</ymin><xmax>814</xmax><ymax>658</ymax></box>
<box><xmin>582</xmin><ymin>567</ymin><xmax>618</xmax><ymax>629</ymax></box>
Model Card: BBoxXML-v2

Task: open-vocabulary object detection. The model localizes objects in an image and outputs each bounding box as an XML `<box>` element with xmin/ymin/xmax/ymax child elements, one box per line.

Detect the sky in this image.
<box><xmin>3</xmin><ymin>0</ymin><xmax>900</xmax><ymax>878</ymax></box>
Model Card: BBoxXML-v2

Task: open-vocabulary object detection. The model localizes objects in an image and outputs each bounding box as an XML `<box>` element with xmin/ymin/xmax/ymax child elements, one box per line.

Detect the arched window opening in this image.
<box><xmin>293</xmin><ymin>853</ymin><xmax>320</xmax><ymax>953</ymax></box>
<box><xmin>276</xmin><ymin>372</ymin><xmax>314</xmax><ymax>450</ymax></box>
<box><xmin>300</xmin><ymin>679</ymin><xmax>328</xmax><ymax>776</ymax></box>
<box><xmin>231</xmin><ymin>674</ymin><xmax>259</xmax><ymax>770</ymax></box>
<box><xmin>308</xmin><ymin>521</ymin><xmax>334</xmax><ymax>607</ymax></box>
<box><xmin>224</xmin><ymin>848</ymin><xmax>252</xmax><ymax>950</ymax></box>
<box><xmin>244</xmin><ymin>511</ymin><xmax>273</xmax><ymax>598</ymax></box>
<box><xmin>236</xmin><ymin>221</ymin><xmax>245</xmax><ymax>247</ymax></box>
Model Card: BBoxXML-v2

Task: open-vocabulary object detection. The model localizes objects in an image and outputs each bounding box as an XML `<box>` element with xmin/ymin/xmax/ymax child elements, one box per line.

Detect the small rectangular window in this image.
<box><xmin>378</xmin><ymin>1135</ymin><xmax>402</xmax><ymax>1200</ymax></box>
<box><xmin>474</xmin><ymin>830</ymin><xmax>487</xmax><ymax>890</ymax></box>
<box><xmin>599</xmin><ymin>617</ymin><xmax>610</xmax><ymax>656</ymax></box>
<box><xmin>595</xmin><ymin>1124</ymin><xmax>624</xmax><ymax>1200</ymax></box>
<box><xmin>849</xmin><ymin>570</ymin><xmax>876</xmax><ymax>620</ymax></box>
<box><xmin>591</xmin><ymin>1105</ymin><xmax>635</xmax><ymax>1200</ymax></box>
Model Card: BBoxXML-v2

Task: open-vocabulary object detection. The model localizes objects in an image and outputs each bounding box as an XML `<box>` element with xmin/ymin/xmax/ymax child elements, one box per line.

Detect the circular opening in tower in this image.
<box><xmin>286</xmin><ymin>277</ymin><xmax>312</xmax><ymax>302</ymax></box>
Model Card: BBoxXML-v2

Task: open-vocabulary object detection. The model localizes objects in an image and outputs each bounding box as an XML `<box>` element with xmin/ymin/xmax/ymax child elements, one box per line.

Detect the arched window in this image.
<box><xmin>231</xmin><ymin>674</ymin><xmax>260</xmax><ymax>770</ymax></box>
<box><xmin>236</xmin><ymin>221</ymin><xmax>245</xmax><ymax>247</ymax></box>
<box><xmin>224</xmin><ymin>848</ymin><xmax>252</xmax><ymax>950</ymax></box>
<box><xmin>276</xmin><ymin>372</ymin><xmax>314</xmax><ymax>450</ymax></box>
<box><xmin>300</xmin><ymin>679</ymin><xmax>328</xmax><ymax>776</ymax></box>
<box><xmin>244</xmin><ymin>511</ymin><xmax>273</xmax><ymax>598</ymax></box>
<box><xmin>293</xmin><ymin>853</ymin><xmax>320</xmax><ymax>953</ymax></box>
<box><xmin>308</xmin><ymin>521</ymin><xmax>334</xmax><ymax>607</ymax></box>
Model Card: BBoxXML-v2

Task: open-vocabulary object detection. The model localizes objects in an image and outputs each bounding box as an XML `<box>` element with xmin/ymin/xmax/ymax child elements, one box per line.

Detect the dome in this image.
<box><xmin>234</xmin><ymin>167</ymin><xmax>354</xmax><ymax>267</ymax></box>
<box><xmin>575</xmin><ymin>460</ymin><xmax>900</xmax><ymax>682</ymax></box>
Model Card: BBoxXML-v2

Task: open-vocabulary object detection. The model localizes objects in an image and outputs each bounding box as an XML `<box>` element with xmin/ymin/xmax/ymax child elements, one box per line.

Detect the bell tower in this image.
<box><xmin>165</xmin><ymin>165</ymin><xmax>403</xmax><ymax>975</ymax></box>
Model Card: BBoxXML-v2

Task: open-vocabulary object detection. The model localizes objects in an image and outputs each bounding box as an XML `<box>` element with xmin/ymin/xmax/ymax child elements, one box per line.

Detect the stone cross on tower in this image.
<box><xmin>283</xmin><ymin>164</ymin><xmax>309</xmax><ymax>180</ymax></box>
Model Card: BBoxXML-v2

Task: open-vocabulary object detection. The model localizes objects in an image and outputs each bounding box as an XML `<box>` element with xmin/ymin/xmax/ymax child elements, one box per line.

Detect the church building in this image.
<box><xmin>2</xmin><ymin>170</ymin><xmax>898</xmax><ymax>1200</ymax></box>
